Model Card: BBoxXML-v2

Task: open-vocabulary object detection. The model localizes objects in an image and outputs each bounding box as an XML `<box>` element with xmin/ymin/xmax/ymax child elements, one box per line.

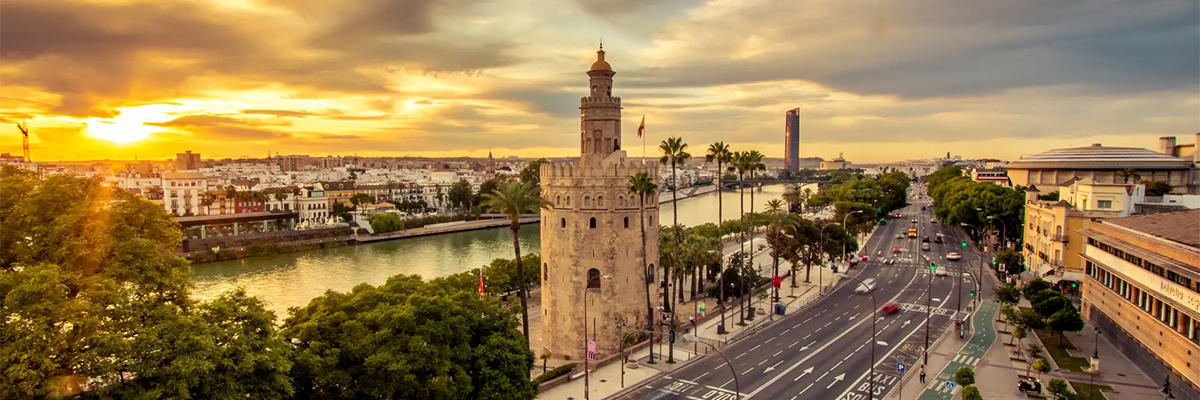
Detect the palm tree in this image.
<box><xmin>764</xmin><ymin>199</ymin><xmax>799</xmax><ymax>302</ymax></box>
<box><xmin>199</xmin><ymin>192</ymin><xmax>217</xmax><ymax>215</ymax></box>
<box><xmin>704</xmin><ymin>141</ymin><xmax>733</xmax><ymax>331</ymax></box>
<box><xmin>658</xmin><ymin>136</ymin><xmax>690</xmax><ymax>364</ymax></box>
<box><xmin>481</xmin><ymin>180</ymin><xmax>550</xmax><ymax>350</ymax></box>
<box><xmin>729</xmin><ymin>151</ymin><xmax>750</xmax><ymax>324</ymax></box>
<box><xmin>627</xmin><ymin>171</ymin><xmax>659</xmax><ymax>363</ymax></box>
<box><xmin>1117</xmin><ymin>168</ymin><xmax>1142</xmax><ymax>184</ymax></box>
<box><xmin>744</xmin><ymin>150</ymin><xmax>766</xmax><ymax>314</ymax></box>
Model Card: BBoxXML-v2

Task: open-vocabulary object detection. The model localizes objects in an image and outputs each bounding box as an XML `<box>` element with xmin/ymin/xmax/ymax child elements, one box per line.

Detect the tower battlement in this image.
<box><xmin>580</xmin><ymin>96</ymin><xmax>622</xmax><ymax>107</ymax></box>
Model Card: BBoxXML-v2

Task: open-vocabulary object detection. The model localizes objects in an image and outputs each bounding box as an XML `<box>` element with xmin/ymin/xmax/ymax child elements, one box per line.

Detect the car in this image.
<box><xmin>934</xmin><ymin>236</ymin><xmax>944</xmax><ymax>244</ymax></box>
<box><xmin>893</xmin><ymin>245</ymin><xmax>903</xmax><ymax>253</ymax></box>
<box><xmin>922</xmin><ymin>236</ymin><xmax>931</xmax><ymax>243</ymax></box>
<box><xmin>936</xmin><ymin>233</ymin><xmax>945</xmax><ymax>237</ymax></box>
<box><xmin>935</xmin><ymin>266</ymin><xmax>948</xmax><ymax>276</ymax></box>
<box><xmin>896</xmin><ymin>233</ymin><xmax>905</xmax><ymax>239</ymax></box>
<box><xmin>947</xmin><ymin>252</ymin><xmax>962</xmax><ymax>261</ymax></box>
<box><xmin>930</xmin><ymin>218</ymin><xmax>938</xmax><ymax>224</ymax></box>
<box><xmin>921</xmin><ymin>242</ymin><xmax>931</xmax><ymax>251</ymax></box>
<box><xmin>855</xmin><ymin>278</ymin><xmax>876</xmax><ymax>294</ymax></box>
<box><xmin>879</xmin><ymin>301</ymin><xmax>899</xmax><ymax>315</ymax></box>
<box><xmin>911</xmin><ymin>219</ymin><xmax>918</xmax><ymax>223</ymax></box>
<box><xmin>860</xmin><ymin>255</ymin><xmax>870</xmax><ymax>262</ymax></box>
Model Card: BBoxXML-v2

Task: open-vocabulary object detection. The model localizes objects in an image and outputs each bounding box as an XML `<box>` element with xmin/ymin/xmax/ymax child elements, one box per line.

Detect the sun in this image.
<box><xmin>83</xmin><ymin>105</ymin><xmax>176</xmax><ymax>143</ymax></box>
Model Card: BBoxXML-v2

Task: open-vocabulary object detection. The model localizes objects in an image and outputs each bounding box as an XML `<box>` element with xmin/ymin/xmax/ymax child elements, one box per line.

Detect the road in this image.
<box><xmin>616</xmin><ymin>184</ymin><xmax>1000</xmax><ymax>400</ymax></box>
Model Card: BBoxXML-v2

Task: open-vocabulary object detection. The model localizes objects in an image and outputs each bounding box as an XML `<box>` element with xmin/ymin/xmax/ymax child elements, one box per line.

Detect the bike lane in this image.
<box><xmin>914</xmin><ymin>300</ymin><xmax>998</xmax><ymax>399</ymax></box>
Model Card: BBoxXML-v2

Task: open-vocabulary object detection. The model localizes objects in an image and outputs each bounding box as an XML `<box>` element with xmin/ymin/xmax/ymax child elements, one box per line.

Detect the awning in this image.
<box><xmin>1060</xmin><ymin>272</ymin><xmax>1085</xmax><ymax>282</ymax></box>
<box><xmin>1035</xmin><ymin>264</ymin><xmax>1055</xmax><ymax>277</ymax></box>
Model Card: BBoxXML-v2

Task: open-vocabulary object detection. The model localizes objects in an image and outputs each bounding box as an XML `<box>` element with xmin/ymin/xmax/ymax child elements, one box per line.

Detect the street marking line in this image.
<box><xmin>765</xmin><ymin>337</ymin><xmax>775</xmax><ymax>343</ymax></box>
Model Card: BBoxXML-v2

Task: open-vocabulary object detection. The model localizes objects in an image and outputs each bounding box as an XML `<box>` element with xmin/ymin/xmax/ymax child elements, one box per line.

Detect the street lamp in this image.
<box><xmin>683</xmin><ymin>334</ymin><xmax>741</xmax><ymax>400</ymax></box>
<box><xmin>961</xmin><ymin>223</ymin><xmax>984</xmax><ymax>310</ymax></box>
<box><xmin>987</xmin><ymin>215</ymin><xmax>1007</xmax><ymax>251</ymax></box>
<box><xmin>843</xmin><ymin>210</ymin><xmax>864</xmax><ymax>269</ymax></box>
<box><xmin>583</xmin><ymin>274</ymin><xmax>612</xmax><ymax>400</ymax></box>
<box><xmin>839</xmin><ymin>273</ymin><xmax>878</xmax><ymax>400</ymax></box>
<box><xmin>819</xmin><ymin>224</ymin><xmax>839</xmax><ymax>294</ymax></box>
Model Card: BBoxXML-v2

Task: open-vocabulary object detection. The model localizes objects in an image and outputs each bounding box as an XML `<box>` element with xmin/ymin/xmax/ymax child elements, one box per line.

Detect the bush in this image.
<box><xmin>1048</xmin><ymin>378</ymin><xmax>1072</xmax><ymax>399</ymax></box>
<box><xmin>532</xmin><ymin>362</ymin><xmax>578</xmax><ymax>386</ymax></box>
<box><xmin>954</xmin><ymin>366</ymin><xmax>976</xmax><ymax>387</ymax></box>
<box><xmin>962</xmin><ymin>385</ymin><xmax>983</xmax><ymax>400</ymax></box>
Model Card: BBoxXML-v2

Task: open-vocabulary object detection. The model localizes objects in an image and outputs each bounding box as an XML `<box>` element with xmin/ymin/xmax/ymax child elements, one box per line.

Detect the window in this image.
<box><xmin>1097</xmin><ymin>200</ymin><xmax>1112</xmax><ymax>209</ymax></box>
<box><xmin>544</xmin><ymin>263</ymin><xmax>548</xmax><ymax>281</ymax></box>
<box><xmin>598</xmin><ymin>196</ymin><xmax>604</xmax><ymax>207</ymax></box>
<box><xmin>587</xmin><ymin>268</ymin><xmax>601</xmax><ymax>289</ymax></box>
<box><xmin>646</xmin><ymin>264</ymin><xmax>656</xmax><ymax>284</ymax></box>
<box><xmin>590</xmin><ymin>217</ymin><xmax>597</xmax><ymax>229</ymax></box>
<box><xmin>567</xmin><ymin>196</ymin><xmax>571</xmax><ymax>206</ymax></box>
<box><xmin>561</xmin><ymin>218</ymin><xmax>566</xmax><ymax>228</ymax></box>
<box><xmin>624</xmin><ymin>216</ymin><xmax>629</xmax><ymax>228</ymax></box>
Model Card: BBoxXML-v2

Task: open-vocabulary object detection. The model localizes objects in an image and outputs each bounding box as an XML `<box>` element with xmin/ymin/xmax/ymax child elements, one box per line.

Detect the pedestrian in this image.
<box><xmin>919</xmin><ymin>365</ymin><xmax>926</xmax><ymax>384</ymax></box>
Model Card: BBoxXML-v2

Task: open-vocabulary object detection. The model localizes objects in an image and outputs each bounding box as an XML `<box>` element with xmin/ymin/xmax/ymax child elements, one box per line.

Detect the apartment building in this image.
<box><xmin>162</xmin><ymin>172</ymin><xmax>208</xmax><ymax>216</ymax></box>
<box><xmin>1080</xmin><ymin>209</ymin><xmax>1200</xmax><ymax>396</ymax></box>
<box><xmin>1023</xmin><ymin>179</ymin><xmax>1143</xmax><ymax>282</ymax></box>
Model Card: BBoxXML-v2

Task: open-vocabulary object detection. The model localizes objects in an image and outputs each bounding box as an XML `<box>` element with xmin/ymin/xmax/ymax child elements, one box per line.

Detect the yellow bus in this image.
<box><xmin>907</xmin><ymin>228</ymin><xmax>918</xmax><ymax>238</ymax></box>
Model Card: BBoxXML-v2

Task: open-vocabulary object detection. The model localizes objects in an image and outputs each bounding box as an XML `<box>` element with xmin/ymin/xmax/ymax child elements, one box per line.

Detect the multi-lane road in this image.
<box><xmin>618</xmin><ymin>185</ymin><xmax>999</xmax><ymax>400</ymax></box>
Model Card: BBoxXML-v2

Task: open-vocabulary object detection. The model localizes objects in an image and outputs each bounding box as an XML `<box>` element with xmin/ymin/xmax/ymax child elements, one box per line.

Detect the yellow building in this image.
<box><xmin>1022</xmin><ymin>179</ymin><xmax>1143</xmax><ymax>281</ymax></box>
<box><xmin>1080</xmin><ymin>209</ymin><xmax>1200</xmax><ymax>394</ymax></box>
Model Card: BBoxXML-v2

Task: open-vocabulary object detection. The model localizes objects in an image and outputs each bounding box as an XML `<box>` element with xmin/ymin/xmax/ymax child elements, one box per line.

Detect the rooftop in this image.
<box><xmin>1008</xmin><ymin>143</ymin><xmax>1192</xmax><ymax>170</ymax></box>
<box><xmin>1106</xmin><ymin>208</ymin><xmax>1200</xmax><ymax>248</ymax></box>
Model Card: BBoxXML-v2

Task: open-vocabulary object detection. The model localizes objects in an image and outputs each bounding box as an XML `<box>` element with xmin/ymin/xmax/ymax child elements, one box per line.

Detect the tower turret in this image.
<box><xmin>580</xmin><ymin>46</ymin><xmax>623</xmax><ymax>158</ymax></box>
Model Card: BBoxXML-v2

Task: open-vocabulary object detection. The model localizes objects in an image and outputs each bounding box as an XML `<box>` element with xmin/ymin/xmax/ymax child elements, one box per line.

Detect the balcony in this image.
<box><xmin>1050</xmin><ymin>234</ymin><xmax>1069</xmax><ymax>243</ymax></box>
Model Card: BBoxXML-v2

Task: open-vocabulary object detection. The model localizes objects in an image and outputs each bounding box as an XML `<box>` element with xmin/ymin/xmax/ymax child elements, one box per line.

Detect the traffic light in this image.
<box><xmin>1071</xmin><ymin>282</ymin><xmax>1078</xmax><ymax>288</ymax></box>
<box><xmin>969</xmin><ymin>291</ymin><xmax>976</xmax><ymax>297</ymax></box>
<box><xmin>961</xmin><ymin>241</ymin><xmax>968</xmax><ymax>248</ymax></box>
<box><xmin>669</xmin><ymin>330</ymin><xmax>676</xmax><ymax>344</ymax></box>
<box><xmin>930</xmin><ymin>263</ymin><xmax>936</xmax><ymax>271</ymax></box>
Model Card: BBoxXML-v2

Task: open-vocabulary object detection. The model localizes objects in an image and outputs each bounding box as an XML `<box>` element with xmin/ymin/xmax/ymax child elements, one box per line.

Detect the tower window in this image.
<box><xmin>544</xmin><ymin>263</ymin><xmax>548</xmax><ymax>281</ymax></box>
<box><xmin>590</xmin><ymin>217</ymin><xmax>597</xmax><ymax>229</ymax></box>
<box><xmin>646</xmin><ymin>264</ymin><xmax>656</xmax><ymax>284</ymax></box>
<box><xmin>561</xmin><ymin>218</ymin><xmax>566</xmax><ymax>228</ymax></box>
<box><xmin>587</xmin><ymin>268</ymin><xmax>601</xmax><ymax>289</ymax></box>
<box><xmin>597</xmin><ymin>196</ymin><xmax>604</xmax><ymax>207</ymax></box>
<box><xmin>624</xmin><ymin>216</ymin><xmax>629</xmax><ymax>228</ymax></box>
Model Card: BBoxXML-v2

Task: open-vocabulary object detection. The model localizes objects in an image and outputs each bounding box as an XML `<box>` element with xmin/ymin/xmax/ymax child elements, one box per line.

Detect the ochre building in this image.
<box><xmin>539</xmin><ymin>47</ymin><xmax>661</xmax><ymax>360</ymax></box>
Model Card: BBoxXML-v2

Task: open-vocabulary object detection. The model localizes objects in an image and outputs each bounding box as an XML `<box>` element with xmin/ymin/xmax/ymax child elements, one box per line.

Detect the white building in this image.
<box><xmin>162</xmin><ymin>172</ymin><xmax>208</xmax><ymax>216</ymax></box>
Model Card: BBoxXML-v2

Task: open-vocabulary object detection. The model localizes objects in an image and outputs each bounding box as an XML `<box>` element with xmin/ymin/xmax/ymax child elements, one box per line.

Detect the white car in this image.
<box><xmin>935</xmin><ymin>266</ymin><xmax>948</xmax><ymax>277</ymax></box>
<box><xmin>946</xmin><ymin>252</ymin><xmax>962</xmax><ymax>261</ymax></box>
<box><xmin>855</xmin><ymin>278</ymin><xmax>876</xmax><ymax>294</ymax></box>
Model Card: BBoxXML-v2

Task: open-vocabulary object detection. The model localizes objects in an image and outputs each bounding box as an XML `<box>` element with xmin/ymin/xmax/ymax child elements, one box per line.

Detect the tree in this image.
<box><xmin>350</xmin><ymin>192</ymin><xmax>376</xmax><ymax>207</ymax></box>
<box><xmin>1034</xmin><ymin>293</ymin><xmax>1071</xmax><ymax>321</ymax></box>
<box><xmin>994</xmin><ymin>286</ymin><xmax>1021</xmax><ymax>306</ymax></box>
<box><xmin>997</xmin><ymin>249</ymin><xmax>1025</xmax><ymax>275</ymax></box>
<box><xmin>477</xmin><ymin>174</ymin><xmax>510</xmax><ymax>211</ymax></box>
<box><xmin>1022</xmin><ymin>278</ymin><xmax>1053</xmax><ymax>300</ymax></box>
<box><xmin>480</xmin><ymin>180</ymin><xmax>550</xmax><ymax>350</ymax></box>
<box><xmin>1117</xmin><ymin>168</ymin><xmax>1141</xmax><ymax>184</ymax></box>
<box><xmin>348</xmin><ymin>170</ymin><xmax>358</xmax><ymax>180</ymax></box>
<box><xmin>1032</xmin><ymin>357</ymin><xmax>1053</xmax><ymax>381</ymax></box>
<box><xmin>282</xmin><ymin>274</ymin><xmax>536</xmax><ymax>400</ymax></box>
<box><xmin>1000</xmin><ymin>304</ymin><xmax>1018</xmax><ymax>333</ymax></box>
<box><xmin>627</xmin><ymin>171</ymin><xmax>659</xmax><ymax>362</ymax></box>
<box><xmin>200</xmin><ymin>191</ymin><xmax>218</xmax><ymax>214</ymax></box>
<box><xmin>1144</xmin><ymin>180</ymin><xmax>1173</xmax><ymax>196</ymax></box>
<box><xmin>729</xmin><ymin>151</ymin><xmax>751</xmax><ymax>323</ymax></box>
<box><xmin>448</xmin><ymin>178</ymin><xmax>474</xmax><ymax>210</ymax></box>
<box><xmin>1047</xmin><ymin>378</ymin><xmax>1072</xmax><ymax>400</ymax></box>
<box><xmin>1012</xmin><ymin>324</ymin><xmax>1028</xmax><ymax>346</ymax></box>
<box><xmin>0</xmin><ymin>167</ymin><xmax>292</xmax><ymax>399</ymax></box>
<box><xmin>519</xmin><ymin>158</ymin><xmax>548</xmax><ymax>188</ymax></box>
<box><xmin>954</xmin><ymin>366</ymin><xmax>976</xmax><ymax>387</ymax></box>
<box><xmin>961</xmin><ymin>385</ymin><xmax>983</xmax><ymax>400</ymax></box>
<box><xmin>331</xmin><ymin>201</ymin><xmax>353</xmax><ymax>222</ymax></box>
<box><xmin>764</xmin><ymin>199</ymin><xmax>799</xmax><ymax>302</ymax></box>
<box><xmin>705</xmin><ymin>141</ymin><xmax>733</xmax><ymax>326</ymax></box>
<box><xmin>659</xmin><ymin>136</ymin><xmax>690</xmax><ymax>363</ymax></box>
<box><xmin>370</xmin><ymin>213</ymin><xmax>405</xmax><ymax>233</ymax></box>
<box><xmin>1049</xmin><ymin>307</ymin><xmax>1086</xmax><ymax>345</ymax></box>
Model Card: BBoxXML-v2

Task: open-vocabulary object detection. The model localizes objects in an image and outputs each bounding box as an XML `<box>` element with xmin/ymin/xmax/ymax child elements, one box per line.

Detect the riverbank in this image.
<box><xmin>358</xmin><ymin>216</ymin><xmax>539</xmax><ymax>242</ymax></box>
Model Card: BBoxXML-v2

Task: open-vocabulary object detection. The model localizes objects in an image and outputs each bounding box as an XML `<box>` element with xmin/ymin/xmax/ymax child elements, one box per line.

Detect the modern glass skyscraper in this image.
<box><xmin>784</xmin><ymin>108</ymin><xmax>800</xmax><ymax>172</ymax></box>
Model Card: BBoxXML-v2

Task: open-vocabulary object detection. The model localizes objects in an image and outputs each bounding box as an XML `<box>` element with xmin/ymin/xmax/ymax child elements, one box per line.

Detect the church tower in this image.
<box><xmin>539</xmin><ymin>47</ymin><xmax>661</xmax><ymax>361</ymax></box>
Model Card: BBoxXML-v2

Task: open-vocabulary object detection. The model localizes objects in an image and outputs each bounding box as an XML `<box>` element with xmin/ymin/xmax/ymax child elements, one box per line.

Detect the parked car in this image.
<box><xmin>879</xmin><ymin>301</ymin><xmax>899</xmax><ymax>315</ymax></box>
<box><xmin>946</xmin><ymin>252</ymin><xmax>962</xmax><ymax>261</ymax></box>
<box><xmin>855</xmin><ymin>278</ymin><xmax>876</xmax><ymax>294</ymax></box>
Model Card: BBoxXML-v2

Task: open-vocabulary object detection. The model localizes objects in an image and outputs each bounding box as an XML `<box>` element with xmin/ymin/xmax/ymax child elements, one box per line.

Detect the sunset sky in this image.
<box><xmin>1</xmin><ymin>0</ymin><xmax>1196</xmax><ymax>163</ymax></box>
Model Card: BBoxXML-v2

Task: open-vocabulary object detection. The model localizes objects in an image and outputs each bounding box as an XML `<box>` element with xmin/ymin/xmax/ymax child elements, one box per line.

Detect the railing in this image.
<box><xmin>1050</xmin><ymin>234</ymin><xmax>1069</xmax><ymax>243</ymax></box>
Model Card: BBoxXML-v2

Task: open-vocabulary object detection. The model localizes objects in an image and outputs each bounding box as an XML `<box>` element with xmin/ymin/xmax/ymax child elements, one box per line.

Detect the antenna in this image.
<box><xmin>16</xmin><ymin>121</ymin><xmax>30</xmax><ymax>162</ymax></box>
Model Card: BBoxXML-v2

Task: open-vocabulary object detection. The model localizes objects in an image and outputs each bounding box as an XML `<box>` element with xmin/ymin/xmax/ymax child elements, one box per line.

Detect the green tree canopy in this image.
<box><xmin>1049</xmin><ymin>307</ymin><xmax>1086</xmax><ymax>345</ymax></box>
<box><xmin>0</xmin><ymin>166</ymin><xmax>292</xmax><ymax>399</ymax></box>
<box><xmin>954</xmin><ymin>366</ymin><xmax>976</xmax><ymax>387</ymax></box>
<box><xmin>1033</xmin><ymin>292</ymin><xmax>1072</xmax><ymax>320</ymax></box>
<box><xmin>1047</xmin><ymin>378</ymin><xmax>1072</xmax><ymax>400</ymax></box>
<box><xmin>282</xmin><ymin>274</ymin><xmax>536</xmax><ymax>400</ymax></box>
<box><xmin>370</xmin><ymin>213</ymin><xmax>405</xmax><ymax>233</ymax></box>
<box><xmin>519</xmin><ymin>158</ymin><xmax>548</xmax><ymax>188</ymax></box>
<box><xmin>1022</xmin><ymin>278</ymin><xmax>1053</xmax><ymax>300</ymax></box>
<box><xmin>994</xmin><ymin>285</ymin><xmax>1021</xmax><ymax>306</ymax></box>
<box><xmin>477</xmin><ymin>174</ymin><xmax>510</xmax><ymax>211</ymax></box>
<box><xmin>350</xmin><ymin>192</ymin><xmax>376</xmax><ymax>206</ymax></box>
<box><xmin>961</xmin><ymin>385</ymin><xmax>983</xmax><ymax>400</ymax></box>
<box><xmin>1144</xmin><ymin>180</ymin><xmax>1173</xmax><ymax>196</ymax></box>
<box><xmin>448</xmin><ymin>178</ymin><xmax>475</xmax><ymax>210</ymax></box>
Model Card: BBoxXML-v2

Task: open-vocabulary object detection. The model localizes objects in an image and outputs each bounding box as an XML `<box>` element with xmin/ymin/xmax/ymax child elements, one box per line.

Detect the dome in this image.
<box><xmin>590</xmin><ymin>49</ymin><xmax>612</xmax><ymax>72</ymax></box>
<box><xmin>1007</xmin><ymin>143</ymin><xmax>1191</xmax><ymax>170</ymax></box>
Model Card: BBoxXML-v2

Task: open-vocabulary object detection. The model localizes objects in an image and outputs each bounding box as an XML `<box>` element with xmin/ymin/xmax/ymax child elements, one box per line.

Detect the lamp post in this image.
<box><xmin>583</xmin><ymin>274</ymin><xmax>612</xmax><ymax>400</ymax></box>
<box><xmin>843</xmin><ymin>210</ymin><xmax>864</xmax><ymax>269</ymax></box>
<box><xmin>988</xmin><ymin>215</ymin><xmax>1007</xmax><ymax>251</ymax></box>
<box><xmin>839</xmin><ymin>273</ymin><xmax>879</xmax><ymax>400</ymax></box>
<box><xmin>819</xmin><ymin>224</ymin><xmax>838</xmax><ymax>294</ymax></box>
<box><xmin>683</xmin><ymin>334</ymin><xmax>741</xmax><ymax>400</ymax></box>
<box><xmin>962</xmin><ymin>223</ymin><xmax>984</xmax><ymax>309</ymax></box>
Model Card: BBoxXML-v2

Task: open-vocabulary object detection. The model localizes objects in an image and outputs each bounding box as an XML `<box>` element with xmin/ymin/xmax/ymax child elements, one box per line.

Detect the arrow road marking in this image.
<box><xmin>903</xmin><ymin>319</ymin><xmax>911</xmax><ymax>327</ymax></box>
<box><xmin>793</xmin><ymin>366</ymin><xmax>814</xmax><ymax>381</ymax></box>
<box><xmin>765</xmin><ymin>360</ymin><xmax>784</xmax><ymax>373</ymax></box>
<box><xmin>826</xmin><ymin>373</ymin><xmax>845</xmax><ymax>389</ymax></box>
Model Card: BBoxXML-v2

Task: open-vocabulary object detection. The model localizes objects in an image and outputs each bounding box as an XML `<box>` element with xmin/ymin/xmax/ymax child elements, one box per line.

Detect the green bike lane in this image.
<box><xmin>915</xmin><ymin>300</ymin><xmax>998</xmax><ymax>399</ymax></box>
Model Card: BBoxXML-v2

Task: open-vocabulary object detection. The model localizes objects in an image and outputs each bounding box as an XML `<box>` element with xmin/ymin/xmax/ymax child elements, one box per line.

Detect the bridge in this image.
<box><xmin>717</xmin><ymin>179</ymin><xmax>826</xmax><ymax>190</ymax></box>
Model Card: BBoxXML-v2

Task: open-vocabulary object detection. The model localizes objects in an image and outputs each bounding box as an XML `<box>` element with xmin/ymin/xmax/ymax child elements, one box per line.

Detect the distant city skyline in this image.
<box><xmin>1</xmin><ymin>0</ymin><xmax>1195</xmax><ymax>164</ymax></box>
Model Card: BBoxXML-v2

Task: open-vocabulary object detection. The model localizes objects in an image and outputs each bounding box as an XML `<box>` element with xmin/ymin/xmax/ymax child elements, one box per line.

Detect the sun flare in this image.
<box><xmin>83</xmin><ymin>105</ymin><xmax>178</xmax><ymax>144</ymax></box>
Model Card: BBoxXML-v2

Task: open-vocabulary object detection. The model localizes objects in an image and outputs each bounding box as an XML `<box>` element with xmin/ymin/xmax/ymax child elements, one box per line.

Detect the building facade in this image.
<box><xmin>819</xmin><ymin>153</ymin><xmax>854</xmax><ymax>170</ymax></box>
<box><xmin>1007</xmin><ymin>141</ymin><xmax>1198</xmax><ymax>194</ymax></box>
<box><xmin>784</xmin><ymin>108</ymin><xmax>800</xmax><ymax>172</ymax></box>
<box><xmin>162</xmin><ymin>172</ymin><xmax>208</xmax><ymax>216</ymax></box>
<box><xmin>1023</xmin><ymin>180</ymin><xmax>1139</xmax><ymax>281</ymax></box>
<box><xmin>1080</xmin><ymin>209</ymin><xmax>1200</xmax><ymax>395</ymax></box>
<box><xmin>540</xmin><ymin>47</ymin><xmax>660</xmax><ymax>361</ymax></box>
<box><xmin>175</xmin><ymin>151</ymin><xmax>202</xmax><ymax>171</ymax></box>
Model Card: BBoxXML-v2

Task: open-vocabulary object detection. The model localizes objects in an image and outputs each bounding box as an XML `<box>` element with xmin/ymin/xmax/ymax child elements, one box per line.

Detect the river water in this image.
<box><xmin>190</xmin><ymin>184</ymin><xmax>792</xmax><ymax>317</ymax></box>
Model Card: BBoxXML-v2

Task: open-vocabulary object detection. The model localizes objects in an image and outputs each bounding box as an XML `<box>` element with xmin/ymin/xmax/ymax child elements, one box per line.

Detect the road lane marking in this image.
<box><xmin>765</xmin><ymin>337</ymin><xmax>774</xmax><ymax>343</ymax></box>
<box><xmin>773</xmin><ymin>350</ymin><xmax>782</xmax><ymax>357</ymax></box>
<box><xmin>789</xmin><ymin>341</ymin><xmax>800</xmax><ymax>348</ymax></box>
<box><xmin>750</xmin><ymin>345</ymin><xmax>761</xmax><ymax>352</ymax></box>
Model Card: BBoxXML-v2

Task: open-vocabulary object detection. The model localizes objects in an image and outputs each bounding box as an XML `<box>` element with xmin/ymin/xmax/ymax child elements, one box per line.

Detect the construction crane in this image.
<box><xmin>16</xmin><ymin>121</ymin><xmax>30</xmax><ymax>162</ymax></box>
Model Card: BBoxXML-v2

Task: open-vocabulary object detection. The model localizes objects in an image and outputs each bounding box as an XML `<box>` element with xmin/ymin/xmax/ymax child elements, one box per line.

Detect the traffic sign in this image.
<box><xmin>898</xmin><ymin>362</ymin><xmax>906</xmax><ymax>374</ymax></box>
<box><xmin>945</xmin><ymin>381</ymin><xmax>956</xmax><ymax>390</ymax></box>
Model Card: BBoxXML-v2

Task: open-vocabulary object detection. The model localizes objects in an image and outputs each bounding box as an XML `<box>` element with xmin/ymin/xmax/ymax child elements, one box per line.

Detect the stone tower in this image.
<box><xmin>539</xmin><ymin>47</ymin><xmax>661</xmax><ymax>361</ymax></box>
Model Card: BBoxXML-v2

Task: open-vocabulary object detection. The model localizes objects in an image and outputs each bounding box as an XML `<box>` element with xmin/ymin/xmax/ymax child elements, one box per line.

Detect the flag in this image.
<box><xmin>478</xmin><ymin>269</ymin><xmax>485</xmax><ymax>298</ymax></box>
<box><xmin>587</xmin><ymin>340</ymin><xmax>597</xmax><ymax>360</ymax></box>
<box><xmin>637</xmin><ymin>115</ymin><xmax>645</xmax><ymax>138</ymax></box>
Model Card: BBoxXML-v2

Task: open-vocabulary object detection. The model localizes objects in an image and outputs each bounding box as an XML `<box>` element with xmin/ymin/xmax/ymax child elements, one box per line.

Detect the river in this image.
<box><xmin>190</xmin><ymin>184</ymin><xmax>794</xmax><ymax>317</ymax></box>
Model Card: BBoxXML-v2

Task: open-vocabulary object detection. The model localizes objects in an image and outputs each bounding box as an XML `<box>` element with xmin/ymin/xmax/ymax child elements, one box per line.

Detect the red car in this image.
<box><xmin>879</xmin><ymin>302</ymin><xmax>899</xmax><ymax>315</ymax></box>
<box><xmin>934</xmin><ymin>237</ymin><xmax>944</xmax><ymax>244</ymax></box>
